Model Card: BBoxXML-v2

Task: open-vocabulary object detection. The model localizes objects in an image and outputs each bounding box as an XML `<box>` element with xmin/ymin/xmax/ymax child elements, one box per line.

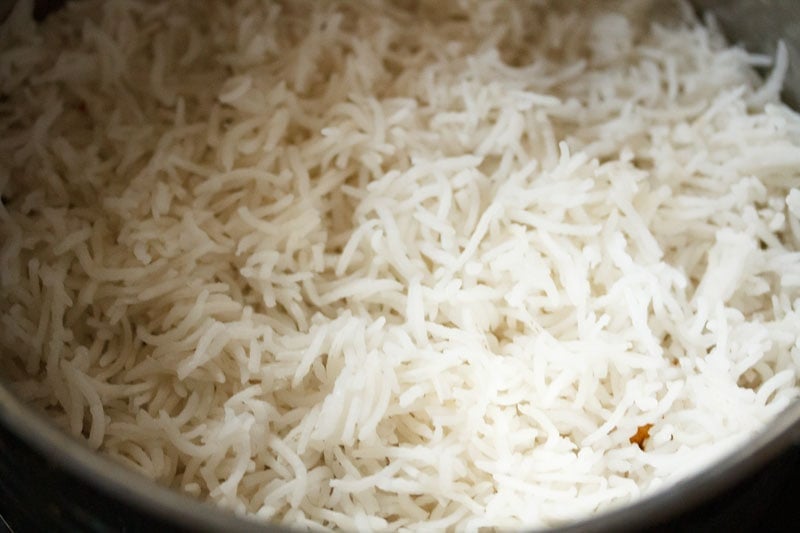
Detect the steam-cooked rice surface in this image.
<box><xmin>1</xmin><ymin>0</ymin><xmax>800</xmax><ymax>530</ymax></box>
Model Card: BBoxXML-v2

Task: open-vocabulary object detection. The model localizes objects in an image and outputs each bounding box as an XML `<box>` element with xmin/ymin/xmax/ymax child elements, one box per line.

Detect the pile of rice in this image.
<box><xmin>2</xmin><ymin>0</ymin><xmax>800</xmax><ymax>529</ymax></box>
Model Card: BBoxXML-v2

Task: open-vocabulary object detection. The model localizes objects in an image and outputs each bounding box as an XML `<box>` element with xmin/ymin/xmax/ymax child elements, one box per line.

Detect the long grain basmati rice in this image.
<box><xmin>2</xmin><ymin>0</ymin><xmax>800</xmax><ymax>530</ymax></box>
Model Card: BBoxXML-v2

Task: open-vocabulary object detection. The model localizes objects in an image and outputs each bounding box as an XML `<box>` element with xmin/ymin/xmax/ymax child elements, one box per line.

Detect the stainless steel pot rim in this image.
<box><xmin>2</xmin><ymin>381</ymin><xmax>799</xmax><ymax>533</ymax></box>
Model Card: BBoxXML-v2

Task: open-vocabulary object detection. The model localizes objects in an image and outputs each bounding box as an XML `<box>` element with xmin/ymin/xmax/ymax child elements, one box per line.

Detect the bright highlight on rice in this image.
<box><xmin>1</xmin><ymin>0</ymin><xmax>800</xmax><ymax>530</ymax></box>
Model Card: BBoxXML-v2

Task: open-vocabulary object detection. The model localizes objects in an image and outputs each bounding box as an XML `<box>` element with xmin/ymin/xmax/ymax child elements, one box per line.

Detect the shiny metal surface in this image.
<box><xmin>694</xmin><ymin>0</ymin><xmax>800</xmax><ymax>108</ymax></box>
<box><xmin>4</xmin><ymin>376</ymin><xmax>800</xmax><ymax>533</ymax></box>
<box><xmin>1</xmin><ymin>1</ymin><xmax>800</xmax><ymax>531</ymax></box>
<box><xmin>0</xmin><ymin>385</ymin><xmax>279</xmax><ymax>533</ymax></box>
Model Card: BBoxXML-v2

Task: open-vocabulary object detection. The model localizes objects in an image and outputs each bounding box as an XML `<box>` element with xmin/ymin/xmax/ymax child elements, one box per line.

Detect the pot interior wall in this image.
<box><xmin>692</xmin><ymin>0</ymin><xmax>800</xmax><ymax>109</ymax></box>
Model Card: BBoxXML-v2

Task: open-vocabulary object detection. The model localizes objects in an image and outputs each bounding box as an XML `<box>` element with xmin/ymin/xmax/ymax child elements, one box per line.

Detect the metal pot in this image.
<box><xmin>1</xmin><ymin>1</ymin><xmax>800</xmax><ymax>531</ymax></box>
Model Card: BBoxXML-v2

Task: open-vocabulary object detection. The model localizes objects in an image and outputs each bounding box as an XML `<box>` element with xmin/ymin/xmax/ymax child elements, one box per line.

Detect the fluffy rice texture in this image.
<box><xmin>2</xmin><ymin>0</ymin><xmax>800</xmax><ymax>530</ymax></box>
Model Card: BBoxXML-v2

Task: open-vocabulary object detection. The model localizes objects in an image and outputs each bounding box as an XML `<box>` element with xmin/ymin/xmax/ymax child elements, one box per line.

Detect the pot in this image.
<box><xmin>1</xmin><ymin>1</ymin><xmax>800</xmax><ymax>531</ymax></box>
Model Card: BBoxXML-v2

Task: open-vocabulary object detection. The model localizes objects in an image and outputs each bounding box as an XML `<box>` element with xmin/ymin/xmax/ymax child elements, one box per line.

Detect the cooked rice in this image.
<box><xmin>1</xmin><ymin>0</ymin><xmax>799</xmax><ymax>530</ymax></box>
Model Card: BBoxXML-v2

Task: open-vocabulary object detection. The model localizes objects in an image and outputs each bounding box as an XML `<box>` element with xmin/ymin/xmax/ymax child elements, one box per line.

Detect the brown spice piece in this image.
<box><xmin>629</xmin><ymin>423</ymin><xmax>654</xmax><ymax>450</ymax></box>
